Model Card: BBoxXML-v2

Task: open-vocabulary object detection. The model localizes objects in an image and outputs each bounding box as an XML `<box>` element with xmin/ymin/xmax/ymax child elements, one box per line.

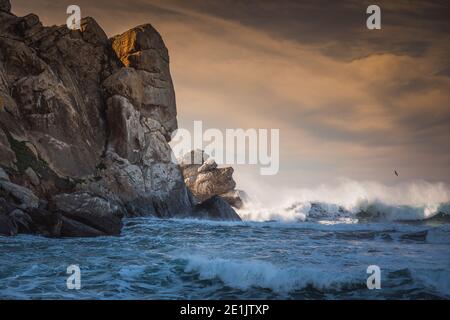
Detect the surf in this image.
<box><xmin>236</xmin><ymin>179</ymin><xmax>450</xmax><ymax>224</ymax></box>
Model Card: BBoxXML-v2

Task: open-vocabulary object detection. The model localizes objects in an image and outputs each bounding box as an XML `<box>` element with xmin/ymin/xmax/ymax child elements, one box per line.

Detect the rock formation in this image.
<box><xmin>179</xmin><ymin>150</ymin><xmax>245</xmax><ymax>215</ymax></box>
<box><xmin>0</xmin><ymin>0</ymin><xmax>241</xmax><ymax>237</ymax></box>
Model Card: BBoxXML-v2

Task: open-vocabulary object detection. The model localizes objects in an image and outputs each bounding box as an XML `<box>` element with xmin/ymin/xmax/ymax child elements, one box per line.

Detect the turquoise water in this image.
<box><xmin>0</xmin><ymin>216</ymin><xmax>449</xmax><ymax>299</ymax></box>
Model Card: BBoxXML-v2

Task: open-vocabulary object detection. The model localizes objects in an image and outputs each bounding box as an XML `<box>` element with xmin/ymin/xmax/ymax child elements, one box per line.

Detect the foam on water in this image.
<box><xmin>237</xmin><ymin>180</ymin><xmax>450</xmax><ymax>223</ymax></box>
<box><xmin>181</xmin><ymin>255</ymin><xmax>362</xmax><ymax>293</ymax></box>
<box><xmin>1</xmin><ymin>179</ymin><xmax>449</xmax><ymax>300</ymax></box>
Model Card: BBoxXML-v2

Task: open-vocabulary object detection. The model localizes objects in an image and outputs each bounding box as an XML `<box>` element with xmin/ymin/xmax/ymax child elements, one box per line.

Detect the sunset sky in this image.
<box><xmin>11</xmin><ymin>0</ymin><xmax>450</xmax><ymax>190</ymax></box>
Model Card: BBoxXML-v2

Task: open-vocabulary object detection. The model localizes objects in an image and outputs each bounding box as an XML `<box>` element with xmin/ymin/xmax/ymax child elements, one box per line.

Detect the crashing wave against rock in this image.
<box><xmin>0</xmin><ymin>0</ymin><xmax>241</xmax><ymax>237</ymax></box>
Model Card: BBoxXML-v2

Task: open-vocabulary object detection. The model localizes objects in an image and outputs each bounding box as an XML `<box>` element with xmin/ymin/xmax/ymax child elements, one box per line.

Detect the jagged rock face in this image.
<box><xmin>110</xmin><ymin>24</ymin><xmax>177</xmax><ymax>137</ymax></box>
<box><xmin>0</xmin><ymin>1</ymin><xmax>242</xmax><ymax>236</ymax></box>
<box><xmin>0</xmin><ymin>180</ymin><xmax>124</xmax><ymax>237</ymax></box>
<box><xmin>0</xmin><ymin>2</ymin><xmax>192</xmax><ymax>219</ymax></box>
<box><xmin>180</xmin><ymin>150</ymin><xmax>240</xmax><ymax>205</ymax></box>
<box><xmin>0</xmin><ymin>11</ymin><xmax>119</xmax><ymax>193</ymax></box>
<box><xmin>98</xmin><ymin>24</ymin><xmax>192</xmax><ymax>218</ymax></box>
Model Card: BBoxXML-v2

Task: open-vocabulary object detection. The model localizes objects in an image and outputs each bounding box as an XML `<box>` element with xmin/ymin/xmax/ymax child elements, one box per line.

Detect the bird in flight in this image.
<box><xmin>394</xmin><ymin>170</ymin><xmax>399</xmax><ymax>177</ymax></box>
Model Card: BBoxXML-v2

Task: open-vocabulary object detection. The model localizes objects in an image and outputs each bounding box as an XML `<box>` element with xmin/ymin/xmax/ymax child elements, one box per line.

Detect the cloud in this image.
<box><xmin>10</xmin><ymin>0</ymin><xmax>450</xmax><ymax>187</ymax></box>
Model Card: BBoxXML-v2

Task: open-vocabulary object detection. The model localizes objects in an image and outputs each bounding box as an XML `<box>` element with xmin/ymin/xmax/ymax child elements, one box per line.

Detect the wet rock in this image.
<box><xmin>51</xmin><ymin>192</ymin><xmax>124</xmax><ymax>236</ymax></box>
<box><xmin>0</xmin><ymin>199</ymin><xmax>17</xmax><ymax>236</ymax></box>
<box><xmin>0</xmin><ymin>213</ymin><xmax>16</xmax><ymax>235</ymax></box>
<box><xmin>26</xmin><ymin>208</ymin><xmax>62</xmax><ymax>237</ymax></box>
<box><xmin>9</xmin><ymin>209</ymin><xmax>33</xmax><ymax>233</ymax></box>
<box><xmin>194</xmin><ymin>196</ymin><xmax>241</xmax><ymax>221</ymax></box>
<box><xmin>60</xmin><ymin>215</ymin><xmax>107</xmax><ymax>238</ymax></box>
<box><xmin>219</xmin><ymin>190</ymin><xmax>245</xmax><ymax>209</ymax></box>
<box><xmin>401</xmin><ymin>231</ymin><xmax>428</xmax><ymax>241</ymax></box>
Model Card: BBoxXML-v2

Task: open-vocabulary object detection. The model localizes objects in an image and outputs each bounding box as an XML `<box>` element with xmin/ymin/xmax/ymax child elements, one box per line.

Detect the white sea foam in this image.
<box><xmin>182</xmin><ymin>255</ymin><xmax>361</xmax><ymax>293</ymax></box>
<box><xmin>237</xmin><ymin>179</ymin><xmax>450</xmax><ymax>223</ymax></box>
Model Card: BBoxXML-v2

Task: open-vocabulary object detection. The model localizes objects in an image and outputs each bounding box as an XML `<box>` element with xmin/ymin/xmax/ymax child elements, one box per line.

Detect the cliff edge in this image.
<box><xmin>0</xmin><ymin>0</ymin><xmax>241</xmax><ymax>237</ymax></box>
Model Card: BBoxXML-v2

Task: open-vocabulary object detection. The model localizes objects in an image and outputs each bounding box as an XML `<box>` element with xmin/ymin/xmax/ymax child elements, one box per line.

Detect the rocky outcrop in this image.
<box><xmin>219</xmin><ymin>190</ymin><xmax>247</xmax><ymax>210</ymax></box>
<box><xmin>0</xmin><ymin>179</ymin><xmax>123</xmax><ymax>237</ymax></box>
<box><xmin>193</xmin><ymin>196</ymin><xmax>242</xmax><ymax>222</ymax></box>
<box><xmin>179</xmin><ymin>150</ymin><xmax>243</xmax><ymax>220</ymax></box>
<box><xmin>0</xmin><ymin>1</ymin><xmax>242</xmax><ymax>237</ymax></box>
<box><xmin>180</xmin><ymin>150</ymin><xmax>245</xmax><ymax>207</ymax></box>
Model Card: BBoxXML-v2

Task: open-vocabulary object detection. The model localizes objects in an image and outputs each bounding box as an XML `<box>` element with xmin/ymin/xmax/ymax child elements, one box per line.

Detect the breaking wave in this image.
<box><xmin>182</xmin><ymin>255</ymin><xmax>362</xmax><ymax>293</ymax></box>
<box><xmin>237</xmin><ymin>179</ymin><xmax>450</xmax><ymax>223</ymax></box>
<box><xmin>181</xmin><ymin>255</ymin><xmax>450</xmax><ymax>297</ymax></box>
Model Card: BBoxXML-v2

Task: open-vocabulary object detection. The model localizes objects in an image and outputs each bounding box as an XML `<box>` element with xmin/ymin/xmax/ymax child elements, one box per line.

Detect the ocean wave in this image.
<box><xmin>180</xmin><ymin>255</ymin><xmax>450</xmax><ymax>297</ymax></box>
<box><xmin>237</xmin><ymin>180</ymin><xmax>450</xmax><ymax>223</ymax></box>
<box><xmin>181</xmin><ymin>255</ymin><xmax>363</xmax><ymax>293</ymax></box>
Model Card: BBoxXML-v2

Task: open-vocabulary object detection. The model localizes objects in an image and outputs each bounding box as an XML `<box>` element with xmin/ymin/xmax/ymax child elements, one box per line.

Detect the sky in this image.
<box><xmin>11</xmin><ymin>0</ymin><xmax>450</xmax><ymax>190</ymax></box>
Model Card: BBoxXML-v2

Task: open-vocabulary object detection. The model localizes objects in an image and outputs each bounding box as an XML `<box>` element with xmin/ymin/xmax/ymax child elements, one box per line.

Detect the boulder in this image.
<box><xmin>180</xmin><ymin>151</ymin><xmax>237</xmax><ymax>203</ymax></box>
<box><xmin>26</xmin><ymin>208</ymin><xmax>62</xmax><ymax>237</ymax></box>
<box><xmin>60</xmin><ymin>215</ymin><xmax>107</xmax><ymax>238</ymax></box>
<box><xmin>51</xmin><ymin>192</ymin><xmax>124</xmax><ymax>236</ymax></box>
<box><xmin>193</xmin><ymin>196</ymin><xmax>241</xmax><ymax>221</ymax></box>
<box><xmin>179</xmin><ymin>150</ymin><xmax>243</xmax><ymax>218</ymax></box>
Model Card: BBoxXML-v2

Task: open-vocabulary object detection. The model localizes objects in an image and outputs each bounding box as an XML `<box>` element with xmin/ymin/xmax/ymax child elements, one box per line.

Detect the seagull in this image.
<box><xmin>394</xmin><ymin>170</ymin><xmax>399</xmax><ymax>177</ymax></box>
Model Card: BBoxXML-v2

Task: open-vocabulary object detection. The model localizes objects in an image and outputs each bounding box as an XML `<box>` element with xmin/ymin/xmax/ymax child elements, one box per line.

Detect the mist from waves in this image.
<box><xmin>236</xmin><ymin>178</ymin><xmax>450</xmax><ymax>224</ymax></box>
<box><xmin>0</xmin><ymin>179</ymin><xmax>449</xmax><ymax>300</ymax></box>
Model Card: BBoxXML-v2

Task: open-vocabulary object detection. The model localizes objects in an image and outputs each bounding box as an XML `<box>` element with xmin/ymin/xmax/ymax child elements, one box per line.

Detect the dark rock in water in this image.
<box><xmin>51</xmin><ymin>192</ymin><xmax>124</xmax><ymax>236</ymax></box>
<box><xmin>9</xmin><ymin>209</ymin><xmax>33</xmax><ymax>234</ymax></box>
<box><xmin>180</xmin><ymin>150</ymin><xmax>245</xmax><ymax>211</ymax></box>
<box><xmin>0</xmin><ymin>191</ymin><xmax>123</xmax><ymax>238</ymax></box>
<box><xmin>60</xmin><ymin>215</ymin><xmax>107</xmax><ymax>238</ymax></box>
<box><xmin>0</xmin><ymin>199</ymin><xmax>17</xmax><ymax>236</ymax></box>
<box><xmin>125</xmin><ymin>198</ymin><xmax>157</xmax><ymax>217</ymax></box>
<box><xmin>219</xmin><ymin>190</ymin><xmax>247</xmax><ymax>209</ymax></box>
<box><xmin>400</xmin><ymin>231</ymin><xmax>428</xmax><ymax>241</ymax></box>
<box><xmin>194</xmin><ymin>196</ymin><xmax>242</xmax><ymax>221</ymax></box>
<box><xmin>26</xmin><ymin>208</ymin><xmax>62</xmax><ymax>237</ymax></box>
<box><xmin>0</xmin><ymin>213</ymin><xmax>16</xmax><ymax>235</ymax></box>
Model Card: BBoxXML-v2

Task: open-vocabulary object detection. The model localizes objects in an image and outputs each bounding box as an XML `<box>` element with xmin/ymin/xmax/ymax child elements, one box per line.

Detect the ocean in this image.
<box><xmin>0</xmin><ymin>201</ymin><xmax>449</xmax><ymax>299</ymax></box>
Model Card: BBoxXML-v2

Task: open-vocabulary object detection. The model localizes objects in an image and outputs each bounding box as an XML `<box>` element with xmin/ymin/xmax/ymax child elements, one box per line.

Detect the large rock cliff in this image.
<box><xmin>0</xmin><ymin>0</ymin><xmax>240</xmax><ymax>237</ymax></box>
